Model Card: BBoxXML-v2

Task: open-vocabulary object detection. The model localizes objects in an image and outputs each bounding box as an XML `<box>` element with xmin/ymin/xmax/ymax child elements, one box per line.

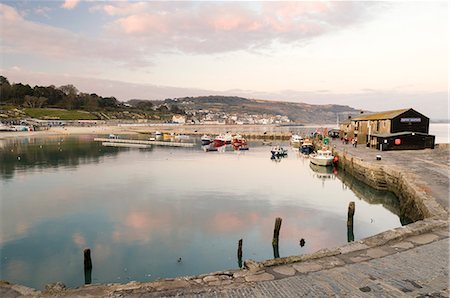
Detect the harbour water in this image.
<box><xmin>0</xmin><ymin>135</ymin><xmax>409</xmax><ymax>289</ymax></box>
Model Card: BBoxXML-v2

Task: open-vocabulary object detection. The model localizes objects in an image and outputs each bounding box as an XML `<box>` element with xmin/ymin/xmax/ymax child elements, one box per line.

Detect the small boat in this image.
<box><xmin>108</xmin><ymin>134</ymin><xmax>119</xmax><ymax>139</ymax></box>
<box><xmin>310</xmin><ymin>148</ymin><xmax>334</xmax><ymax>166</ymax></box>
<box><xmin>290</xmin><ymin>134</ymin><xmax>303</xmax><ymax>147</ymax></box>
<box><xmin>271</xmin><ymin>146</ymin><xmax>288</xmax><ymax>157</ymax></box>
<box><xmin>174</xmin><ymin>134</ymin><xmax>190</xmax><ymax>140</ymax></box>
<box><xmin>155</xmin><ymin>131</ymin><xmax>162</xmax><ymax>136</ymax></box>
<box><xmin>201</xmin><ymin>134</ymin><xmax>212</xmax><ymax>145</ymax></box>
<box><xmin>232</xmin><ymin>134</ymin><xmax>246</xmax><ymax>146</ymax></box>
<box><xmin>301</xmin><ymin>139</ymin><xmax>314</xmax><ymax>155</ymax></box>
<box><xmin>213</xmin><ymin>133</ymin><xmax>232</xmax><ymax>146</ymax></box>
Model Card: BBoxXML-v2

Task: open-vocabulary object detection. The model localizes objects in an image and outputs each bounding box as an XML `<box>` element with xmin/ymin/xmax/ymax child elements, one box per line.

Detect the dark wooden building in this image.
<box><xmin>343</xmin><ymin>108</ymin><xmax>435</xmax><ymax>151</ymax></box>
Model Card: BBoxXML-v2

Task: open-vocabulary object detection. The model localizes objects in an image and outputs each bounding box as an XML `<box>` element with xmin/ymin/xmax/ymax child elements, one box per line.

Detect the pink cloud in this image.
<box><xmin>72</xmin><ymin>232</ymin><xmax>87</xmax><ymax>247</ymax></box>
<box><xmin>2</xmin><ymin>2</ymin><xmax>377</xmax><ymax>69</ymax></box>
<box><xmin>0</xmin><ymin>4</ymin><xmax>150</xmax><ymax>67</ymax></box>
<box><xmin>104</xmin><ymin>2</ymin><xmax>376</xmax><ymax>54</ymax></box>
<box><xmin>0</xmin><ymin>3</ymin><xmax>22</xmax><ymax>21</ymax></box>
<box><xmin>61</xmin><ymin>0</ymin><xmax>80</xmax><ymax>10</ymax></box>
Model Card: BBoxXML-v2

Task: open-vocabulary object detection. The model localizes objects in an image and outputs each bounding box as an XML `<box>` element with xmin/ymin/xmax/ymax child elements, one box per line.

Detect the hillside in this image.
<box><xmin>165</xmin><ymin>96</ymin><xmax>360</xmax><ymax>124</ymax></box>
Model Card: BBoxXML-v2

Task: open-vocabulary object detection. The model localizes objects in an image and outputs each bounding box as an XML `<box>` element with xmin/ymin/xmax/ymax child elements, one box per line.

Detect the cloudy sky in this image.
<box><xmin>0</xmin><ymin>1</ymin><xmax>448</xmax><ymax>119</ymax></box>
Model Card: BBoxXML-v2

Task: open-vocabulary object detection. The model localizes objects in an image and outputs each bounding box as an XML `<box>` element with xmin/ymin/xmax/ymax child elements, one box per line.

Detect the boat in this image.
<box><xmin>201</xmin><ymin>134</ymin><xmax>212</xmax><ymax>145</ymax></box>
<box><xmin>271</xmin><ymin>146</ymin><xmax>288</xmax><ymax>157</ymax></box>
<box><xmin>290</xmin><ymin>134</ymin><xmax>303</xmax><ymax>147</ymax></box>
<box><xmin>174</xmin><ymin>134</ymin><xmax>190</xmax><ymax>140</ymax></box>
<box><xmin>301</xmin><ymin>139</ymin><xmax>314</xmax><ymax>155</ymax></box>
<box><xmin>232</xmin><ymin>134</ymin><xmax>247</xmax><ymax>147</ymax></box>
<box><xmin>213</xmin><ymin>133</ymin><xmax>232</xmax><ymax>146</ymax></box>
<box><xmin>310</xmin><ymin>148</ymin><xmax>334</xmax><ymax>166</ymax></box>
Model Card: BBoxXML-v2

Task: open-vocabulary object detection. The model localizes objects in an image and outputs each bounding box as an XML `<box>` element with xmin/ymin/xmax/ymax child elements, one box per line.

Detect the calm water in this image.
<box><xmin>1</xmin><ymin>135</ymin><xmax>405</xmax><ymax>289</ymax></box>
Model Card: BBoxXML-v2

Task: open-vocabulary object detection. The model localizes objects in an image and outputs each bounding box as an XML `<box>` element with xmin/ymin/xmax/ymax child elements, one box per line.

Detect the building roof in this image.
<box><xmin>371</xmin><ymin>131</ymin><xmax>432</xmax><ymax>138</ymax></box>
<box><xmin>352</xmin><ymin>108</ymin><xmax>410</xmax><ymax>121</ymax></box>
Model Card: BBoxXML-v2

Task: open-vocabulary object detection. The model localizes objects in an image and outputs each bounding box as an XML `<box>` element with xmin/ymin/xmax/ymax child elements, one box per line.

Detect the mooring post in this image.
<box><xmin>84</xmin><ymin>248</ymin><xmax>92</xmax><ymax>284</ymax></box>
<box><xmin>272</xmin><ymin>217</ymin><xmax>282</xmax><ymax>258</ymax></box>
<box><xmin>347</xmin><ymin>201</ymin><xmax>355</xmax><ymax>226</ymax></box>
<box><xmin>347</xmin><ymin>202</ymin><xmax>355</xmax><ymax>242</ymax></box>
<box><xmin>237</xmin><ymin>239</ymin><xmax>243</xmax><ymax>268</ymax></box>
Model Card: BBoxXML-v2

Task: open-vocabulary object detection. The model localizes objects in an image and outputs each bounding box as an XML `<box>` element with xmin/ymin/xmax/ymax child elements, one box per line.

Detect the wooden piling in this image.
<box><xmin>272</xmin><ymin>217</ymin><xmax>282</xmax><ymax>246</ymax></box>
<box><xmin>347</xmin><ymin>201</ymin><xmax>355</xmax><ymax>226</ymax></box>
<box><xmin>347</xmin><ymin>202</ymin><xmax>355</xmax><ymax>242</ymax></box>
<box><xmin>237</xmin><ymin>239</ymin><xmax>243</xmax><ymax>268</ymax></box>
<box><xmin>84</xmin><ymin>248</ymin><xmax>92</xmax><ymax>284</ymax></box>
<box><xmin>272</xmin><ymin>217</ymin><xmax>282</xmax><ymax>258</ymax></box>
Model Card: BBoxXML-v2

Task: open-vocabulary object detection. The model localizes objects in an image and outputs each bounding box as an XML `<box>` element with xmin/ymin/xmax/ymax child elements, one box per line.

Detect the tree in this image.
<box><xmin>58</xmin><ymin>84</ymin><xmax>78</xmax><ymax>97</ymax></box>
<box><xmin>169</xmin><ymin>105</ymin><xmax>185</xmax><ymax>114</ymax></box>
<box><xmin>136</xmin><ymin>101</ymin><xmax>154</xmax><ymax>111</ymax></box>
<box><xmin>0</xmin><ymin>75</ymin><xmax>11</xmax><ymax>101</ymax></box>
<box><xmin>11</xmin><ymin>83</ymin><xmax>33</xmax><ymax>105</ymax></box>
<box><xmin>0</xmin><ymin>76</ymin><xmax>10</xmax><ymax>85</ymax></box>
<box><xmin>23</xmin><ymin>95</ymin><xmax>47</xmax><ymax>108</ymax></box>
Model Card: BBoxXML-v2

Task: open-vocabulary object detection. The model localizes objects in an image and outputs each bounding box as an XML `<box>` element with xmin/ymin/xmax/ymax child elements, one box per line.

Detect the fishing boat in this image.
<box><xmin>290</xmin><ymin>134</ymin><xmax>303</xmax><ymax>147</ymax></box>
<box><xmin>310</xmin><ymin>148</ymin><xmax>334</xmax><ymax>166</ymax></box>
<box><xmin>301</xmin><ymin>139</ymin><xmax>314</xmax><ymax>154</ymax></box>
<box><xmin>201</xmin><ymin>134</ymin><xmax>212</xmax><ymax>145</ymax></box>
<box><xmin>271</xmin><ymin>146</ymin><xmax>288</xmax><ymax>157</ymax></box>
<box><xmin>213</xmin><ymin>133</ymin><xmax>232</xmax><ymax>146</ymax></box>
<box><xmin>232</xmin><ymin>134</ymin><xmax>247</xmax><ymax>146</ymax></box>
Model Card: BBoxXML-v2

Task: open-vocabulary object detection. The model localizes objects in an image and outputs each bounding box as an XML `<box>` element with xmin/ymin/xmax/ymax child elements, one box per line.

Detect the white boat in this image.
<box><xmin>213</xmin><ymin>133</ymin><xmax>232</xmax><ymax>146</ymax></box>
<box><xmin>290</xmin><ymin>134</ymin><xmax>303</xmax><ymax>147</ymax></box>
<box><xmin>271</xmin><ymin>146</ymin><xmax>288</xmax><ymax>157</ymax></box>
<box><xmin>310</xmin><ymin>149</ymin><xmax>334</xmax><ymax>166</ymax></box>
<box><xmin>174</xmin><ymin>134</ymin><xmax>190</xmax><ymax>140</ymax></box>
<box><xmin>201</xmin><ymin>134</ymin><xmax>212</xmax><ymax>144</ymax></box>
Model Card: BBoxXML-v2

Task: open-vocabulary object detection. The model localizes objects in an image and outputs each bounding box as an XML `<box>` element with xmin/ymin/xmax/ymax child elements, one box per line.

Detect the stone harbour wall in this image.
<box><xmin>332</xmin><ymin>148</ymin><xmax>447</xmax><ymax>222</ymax></box>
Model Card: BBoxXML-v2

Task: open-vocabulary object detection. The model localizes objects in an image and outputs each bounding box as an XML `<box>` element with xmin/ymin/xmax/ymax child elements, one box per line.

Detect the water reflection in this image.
<box><xmin>84</xmin><ymin>249</ymin><xmax>92</xmax><ymax>285</ymax></box>
<box><xmin>0</xmin><ymin>136</ymin><xmax>408</xmax><ymax>289</ymax></box>
<box><xmin>336</xmin><ymin>172</ymin><xmax>413</xmax><ymax>224</ymax></box>
<box><xmin>0</xmin><ymin>136</ymin><xmax>119</xmax><ymax>180</ymax></box>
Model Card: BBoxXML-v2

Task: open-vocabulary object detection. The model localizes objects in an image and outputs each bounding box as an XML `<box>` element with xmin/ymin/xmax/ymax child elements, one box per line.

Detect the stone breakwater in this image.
<box><xmin>332</xmin><ymin>148</ymin><xmax>448</xmax><ymax>222</ymax></box>
<box><xmin>1</xmin><ymin>143</ymin><xmax>448</xmax><ymax>297</ymax></box>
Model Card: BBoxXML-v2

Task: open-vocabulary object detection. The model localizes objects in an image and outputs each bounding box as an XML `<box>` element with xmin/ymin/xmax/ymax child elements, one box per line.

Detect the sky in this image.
<box><xmin>0</xmin><ymin>1</ymin><xmax>448</xmax><ymax>119</ymax></box>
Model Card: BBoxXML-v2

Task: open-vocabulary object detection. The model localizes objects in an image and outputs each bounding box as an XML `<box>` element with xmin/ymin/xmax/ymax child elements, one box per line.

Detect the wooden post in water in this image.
<box><xmin>347</xmin><ymin>202</ymin><xmax>355</xmax><ymax>242</ymax></box>
<box><xmin>272</xmin><ymin>217</ymin><xmax>282</xmax><ymax>258</ymax></box>
<box><xmin>84</xmin><ymin>248</ymin><xmax>92</xmax><ymax>284</ymax></box>
<box><xmin>237</xmin><ymin>239</ymin><xmax>243</xmax><ymax>268</ymax></box>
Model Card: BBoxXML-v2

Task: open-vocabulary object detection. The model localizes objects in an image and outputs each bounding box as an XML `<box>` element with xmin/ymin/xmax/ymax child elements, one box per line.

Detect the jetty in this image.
<box><xmin>101</xmin><ymin>142</ymin><xmax>152</xmax><ymax>149</ymax></box>
<box><xmin>94</xmin><ymin>137</ymin><xmax>194</xmax><ymax>148</ymax></box>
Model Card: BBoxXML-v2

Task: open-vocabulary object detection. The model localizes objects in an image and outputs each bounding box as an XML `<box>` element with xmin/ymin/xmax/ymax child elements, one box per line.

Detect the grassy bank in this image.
<box><xmin>24</xmin><ymin>108</ymin><xmax>98</xmax><ymax>120</ymax></box>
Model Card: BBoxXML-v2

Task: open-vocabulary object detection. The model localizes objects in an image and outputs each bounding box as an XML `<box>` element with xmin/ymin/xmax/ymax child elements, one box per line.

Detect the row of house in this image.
<box><xmin>339</xmin><ymin>108</ymin><xmax>435</xmax><ymax>151</ymax></box>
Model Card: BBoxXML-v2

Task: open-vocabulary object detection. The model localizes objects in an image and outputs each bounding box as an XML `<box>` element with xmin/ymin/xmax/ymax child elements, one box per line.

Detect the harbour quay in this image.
<box><xmin>3</xmin><ymin>138</ymin><xmax>448</xmax><ymax>297</ymax></box>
